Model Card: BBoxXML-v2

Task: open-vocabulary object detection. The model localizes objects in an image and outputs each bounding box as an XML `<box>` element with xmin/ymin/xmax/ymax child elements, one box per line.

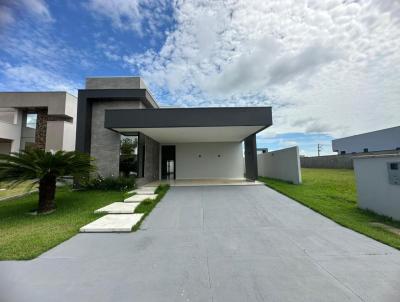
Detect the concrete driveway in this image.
<box><xmin>1</xmin><ymin>185</ymin><xmax>400</xmax><ymax>302</ymax></box>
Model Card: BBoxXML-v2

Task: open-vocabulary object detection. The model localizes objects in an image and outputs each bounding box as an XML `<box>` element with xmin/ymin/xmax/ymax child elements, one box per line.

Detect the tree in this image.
<box><xmin>0</xmin><ymin>149</ymin><xmax>95</xmax><ymax>214</ymax></box>
<box><xmin>120</xmin><ymin>137</ymin><xmax>137</xmax><ymax>155</ymax></box>
<box><xmin>119</xmin><ymin>137</ymin><xmax>138</xmax><ymax>177</ymax></box>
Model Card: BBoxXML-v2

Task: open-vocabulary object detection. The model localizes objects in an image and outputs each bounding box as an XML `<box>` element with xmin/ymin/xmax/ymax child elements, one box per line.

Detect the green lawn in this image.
<box><xmin>0</xmin><ymin>181</ymin><xmax>37</xmax><ymax>199</ymax></box>
<box><xmin>260</xmin><ymin>168</ymin><xmax>400</xmax><ymax>250</ymax></box>
<box><xmin>0</xmin><ymin>188</ymin><xmax>125</xmax><ymax>260</ymax></box>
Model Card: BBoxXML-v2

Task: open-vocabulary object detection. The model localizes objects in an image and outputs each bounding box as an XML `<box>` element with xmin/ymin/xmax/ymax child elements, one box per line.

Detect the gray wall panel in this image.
<box><xmin>105</xmin><ymin>107</ymin><xmax>272</xmax><ymax>128</ymax></box>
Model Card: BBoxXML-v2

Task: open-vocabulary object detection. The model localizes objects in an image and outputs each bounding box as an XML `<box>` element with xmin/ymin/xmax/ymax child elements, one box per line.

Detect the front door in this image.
<box><xmin>161</xmin><ymin>145</ymin><xmax>176</xmax><ymax>180</ymax></box>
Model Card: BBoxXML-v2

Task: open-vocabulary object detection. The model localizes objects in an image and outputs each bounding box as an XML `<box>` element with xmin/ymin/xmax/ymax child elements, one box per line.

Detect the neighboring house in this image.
<box><xmin>76</xmin><ymin>76</ymin><xmax>272</xmax><ymax>184</ymax></box>
<box><xmin>0</xmin><ymin>92</ymin><xmax>77</xmax><ymax>154</ymax></box>
<box><xmin>332</xmin><ymin>126</ymin><xmax>400</xmax><ymax>155</ymax></box>
<box><xmin>257</xmin><ymin>148</ymin><xmax>268</xmax><ymax>154</ymax></box>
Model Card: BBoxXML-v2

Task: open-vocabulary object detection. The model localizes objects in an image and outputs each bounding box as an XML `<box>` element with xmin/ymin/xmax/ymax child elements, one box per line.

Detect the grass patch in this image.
<box><xmin>260</xmin><ymin>168</ymin><xmax>400</xmax><ymax>250</ymax></box>
<box><xmin>0</xmin><ymin>181</ymin><xmax>37</xmax><ymax>199</ymax></box>
<box><xmin>0</xmin><ymin>188</ymin><xmax>125</xmax><ymax>260</ymax></box>
<box><xmin>133</xmin><ymin>184</ymin><xmax>170</xmax><ymax>231</ymax></box>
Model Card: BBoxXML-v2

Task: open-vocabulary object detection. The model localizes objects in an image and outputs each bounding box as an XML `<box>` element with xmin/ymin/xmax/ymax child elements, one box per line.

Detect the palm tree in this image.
<box><xmin>0</xmin><ymin>149</ymin><xmax>95</xmax><ymax>214</ymax></box>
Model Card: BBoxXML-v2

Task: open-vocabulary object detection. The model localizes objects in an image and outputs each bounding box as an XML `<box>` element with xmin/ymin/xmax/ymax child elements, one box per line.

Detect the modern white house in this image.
<box><xmin>0</xmin><ymin>92</ymin><xmax>77</xmax><ymax>154</ymax></box>
<box><xmin>332</xmin><ymin>126</ymin><xmax>400</xmax><ymax>154</ymax></box>
<box><xmin>0</xmin><ymin>77</ymin><xmax>303</xmax><ymax>186</ymax></box>
<box><xmin>75</xmin><ymin>77</ymin><xmax>273</xmax><ymax>184</ymax></box>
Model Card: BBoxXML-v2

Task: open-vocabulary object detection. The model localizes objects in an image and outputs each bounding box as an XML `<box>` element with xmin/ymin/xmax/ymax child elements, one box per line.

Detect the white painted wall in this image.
<box><xmin>175</xmin><ymin>142</ymin><xmax>244</xmax><ymax>179</ymax></box>
<box><xmin>64</xmin><ymin>93</ymin><xmax>78</xmax><ymax>119</ymax></box>
<box><xmin>0</xmin><ymin>110</ymin><xmax>22</xmax><ymax>152</ymax></box>
<box><xmin>257</xmin><ymin>146</ymin><xmax>302</xmax><ymax>184</ymax></box>
<box><xmin>0</xmin><ymin>108</ymin><xmax>16</xmax><ymax>124</ymax></box>
<box><xmin>0</xmin><ymin>122</ymin><xmax>19</xmax><ymax>145</ymax></box>
<box><xmin>332</xmin><ymin>126</ymin><xmax>400</xmax><ymax>154</ymax></box>
<box><xmin>46</xmin><ymin>121</ymin><xmax>64</xmax><ymax>151</ymax></box>
<box><xmin>45</xmin><ymin>95</ymin><xmax>77</xmax><ymax>151</ymax></box>
<box><xmin>63</xmin><ymin>93</ymin><xmax>77</xmax><ymax>151</ymax></box>
<box><xmin>45</xmin><ymin>93</ymin><xmax>77</xmax><ymax>151</ymax></box>
<box><xmin>62</xmin><ymin>121</ymin><xmax>76</xmax><ymax>151</ymax></box>
<box><xmin>0</xmin><ymin>92</ymin><xmax>75</xmax><ymax>116</ymax></box>
<box><xmin>0</xmin><ymin>142</ymin><xmax>12</xmax><ymax>154</ymax></box>
<box><xmin>0</xmin><ymin>92</ymin><xmax>78</xmax><ymax>152</ymax></box>
<box><xmin>354</xmin><ymin>154</ymin><xmax>400</xmax><ymax>221</ymax></box>
<box><xmin>45</xmin><ymin>121</ymin><xmax>75</xmax><ymax>151</ymax></box>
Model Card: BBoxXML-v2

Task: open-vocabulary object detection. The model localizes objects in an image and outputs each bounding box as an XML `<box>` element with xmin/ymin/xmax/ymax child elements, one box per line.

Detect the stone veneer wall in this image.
<box><xmin>34</xmin><ymin>108</ymin><xmax>48</xmax><ymax>150</ymax></box>
<box><xmin>144</xmin><ymin>135</ymin><xmax>160</xmax><ymax>182</ymax></box>
<box><xmin>90</xmin><ymin>100</ymin><xmax>145</xmax><ymax>177</ymax></box>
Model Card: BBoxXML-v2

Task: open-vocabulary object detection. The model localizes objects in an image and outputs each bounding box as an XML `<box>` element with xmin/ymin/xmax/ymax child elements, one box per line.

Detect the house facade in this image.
<box><xmin>0</xmin><ymin>92</ymin><xmax>77</xmax><ymax>154</ymax></box>
<box><xmin>76</xmin><ymin>77</ymin><xmax>272</xmax><ymax>184</ymax></box>
<box><xmin>332</xmin><ymin>126</ymin><xmax>400</xmax><ymax>154</ymax></box>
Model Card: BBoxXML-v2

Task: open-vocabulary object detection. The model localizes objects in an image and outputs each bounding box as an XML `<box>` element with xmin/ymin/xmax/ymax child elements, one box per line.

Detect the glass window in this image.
<box><xmin>26</xmin><ymin>113</ymin><xmax>37</xmax><ymax>129</ymax></box>
<box><xmin>119</xmin><ymin>136</ymin><xmax>138</xmax><ymax>177</ymax></box>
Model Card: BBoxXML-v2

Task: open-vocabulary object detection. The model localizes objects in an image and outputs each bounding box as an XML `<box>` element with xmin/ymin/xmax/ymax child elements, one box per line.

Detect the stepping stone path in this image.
<box><xmin>124</xmin><ymin>194</ymin><xmax>158</xmax><ymax>203</ymax></box>
<box><xmin>129</xmin><ymin>187</ymin><xmax>157</xmax><ymax>195</ymax></box>
<box><xmin>80</xmin><ymin>186</ymin><xmax>159</xmax><ymax>233</ymax></box>
<box><xmin>80</xmin><ymin>214</ymin><xmax>143</xmax><ymax>233</ymax></box>
<box><xmin>94</xmin><ymin>202</ymin><xmax>138</xmax><ymax>214</ymax></box>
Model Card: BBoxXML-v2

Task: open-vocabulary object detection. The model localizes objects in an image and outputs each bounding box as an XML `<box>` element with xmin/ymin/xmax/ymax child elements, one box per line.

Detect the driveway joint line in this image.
<box><xmin>303</xmin><ymin>248</ymin><xmax>366</xmax><ymax>302</ymax></box>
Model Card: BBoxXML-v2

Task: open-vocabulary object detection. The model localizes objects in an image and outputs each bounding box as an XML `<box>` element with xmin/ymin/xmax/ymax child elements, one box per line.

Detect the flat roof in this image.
<box><xmin>105</xmin><ymin>107</ymin><xmax>272</xmax><ymax>128</ymax></box>
<box><xmin>333</xmin><ymin>125</ymin><xmax>400</xmax><ymax>142</ymax></box>
<box><xmin>0</xmin><ymin>91</ymin><xmax>77</xmax><ymax>98</ymax></box>
<box><xmin>104</xmin><ymin>107</ymin><xmax>272</xmax><ymax>143</ymax></box>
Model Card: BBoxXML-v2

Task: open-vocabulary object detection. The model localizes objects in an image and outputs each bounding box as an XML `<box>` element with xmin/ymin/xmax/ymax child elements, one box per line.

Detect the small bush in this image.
<box><xmin>154</xmin><ymin>184</ymin><xmax>168</xmax><ymax>194</ymax></box>
<box><xmin>84</xmin><ymin>176</ymin><xmax>135</xmax><ymax>191</ymax></box>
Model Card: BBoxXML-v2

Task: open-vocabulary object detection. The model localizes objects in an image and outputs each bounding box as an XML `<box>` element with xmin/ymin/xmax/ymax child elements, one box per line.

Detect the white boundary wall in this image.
<box><xmin>353</xmin><ymin>154</ymin><xmax>400</xmax><ymax>221</ymax></box>
<box><xmin>257</xmin><ymin>146</ymin><xmax>302</xmax><ymax>184</ymax></box>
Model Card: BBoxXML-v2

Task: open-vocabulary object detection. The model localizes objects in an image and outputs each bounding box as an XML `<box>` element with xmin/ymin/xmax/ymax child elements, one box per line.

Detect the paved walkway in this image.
<box><xmin>1</xmin><ymin>186</ymin><xmax>399</xmax><ymax>302</ymax></box>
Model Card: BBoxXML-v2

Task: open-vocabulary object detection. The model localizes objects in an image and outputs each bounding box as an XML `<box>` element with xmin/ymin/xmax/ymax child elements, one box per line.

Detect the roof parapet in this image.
<box><xmin>85</xmin><ymin>76</ymin><xmax>147</xmax><ymax>90</ymax></box>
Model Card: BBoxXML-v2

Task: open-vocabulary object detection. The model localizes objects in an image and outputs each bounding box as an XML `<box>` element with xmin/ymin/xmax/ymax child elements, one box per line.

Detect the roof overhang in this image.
<box><xmin>104</xmin><ymin>107</ymin><xmax>272</xmax><ymax>143</ymax></box>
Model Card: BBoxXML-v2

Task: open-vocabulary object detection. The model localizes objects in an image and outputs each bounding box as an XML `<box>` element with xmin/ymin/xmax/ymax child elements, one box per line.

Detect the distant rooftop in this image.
<box><xmin>334</xmin><ymin>125</ymin><xmax>400</xmax><ymax>141</ymax></box>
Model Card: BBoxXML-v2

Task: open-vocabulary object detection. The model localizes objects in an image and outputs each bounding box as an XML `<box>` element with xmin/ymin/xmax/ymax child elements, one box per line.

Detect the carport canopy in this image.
<box><xmin>104</xmin><ymin>107</ymin><xmax>272</xmax><ymax>143</ymax></box>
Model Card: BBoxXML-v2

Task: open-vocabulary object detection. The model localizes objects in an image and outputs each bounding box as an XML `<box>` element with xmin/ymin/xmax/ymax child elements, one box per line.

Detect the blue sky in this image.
<box><xmin>1</xmin><ymin>0</ymin><xmax>399</xmax><ymax>156</ymax></box>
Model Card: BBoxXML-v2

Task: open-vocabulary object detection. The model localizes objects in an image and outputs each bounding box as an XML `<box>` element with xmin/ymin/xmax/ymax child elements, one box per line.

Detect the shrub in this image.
<box><xmin>84</xmin><ymin>176</ymin><xmax>135</xmax><ymax>191</ymax></box>
<box><xmin>0</xmin><ymin>149</ymin><xmax>94</xmax><ymax>213</ymax></box>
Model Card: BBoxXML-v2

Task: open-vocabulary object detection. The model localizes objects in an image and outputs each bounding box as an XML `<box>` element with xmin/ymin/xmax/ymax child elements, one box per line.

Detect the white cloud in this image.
<box><xmin>20</xmin><ymin>0</ymin><xmax>52</xmax><ymax>21</ymax></box>
<box><xmin>0</xmin><ymin>0</ymin><xmax>52</xmax><ymax>27</ymax></box>
<box><xmin>0</xmin><ymin>5</ymin><xmax>14</xmax><ymax>27</ymax></box>
<box><xmin>268</xmin><ymin>44</ymin><xmax>341</xmax><ymax>85</ymax></box>
<box><xmin>124</xmin><ymin>0</ymin><xmax>400</xmax><ymax>139</ymax></box>
<box><xmin>282</xmin><ymin>140</ymin><xmax>298</xmax><ymax>148</ymax></box>
<box><xmin>203</xmin><ymin>39</ymin><xmax>341</xmax><ymax>95</ymax></box>
<box><xmin>1</xmin><ymin>22</ymin><xmax>91</xmax><ymax>74</ymax></box>
<box><xmin>0</xmin><ymin>62</ymin><xmax>78</xmax><ymax>94</ymax></box>
<box><xmin>0</xmin><ymin>19</ymin><xmax>86</xmax><ymax>94</ymax></box>
<box><xmin>86</xmin><ymin>0</ymin><xmax>141</xmax><ymax>32</ymax></box>
<box><xmin>86</xmin><ymin>0</ymin><xmax>170</xmax><ymax>35</ymax></box>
